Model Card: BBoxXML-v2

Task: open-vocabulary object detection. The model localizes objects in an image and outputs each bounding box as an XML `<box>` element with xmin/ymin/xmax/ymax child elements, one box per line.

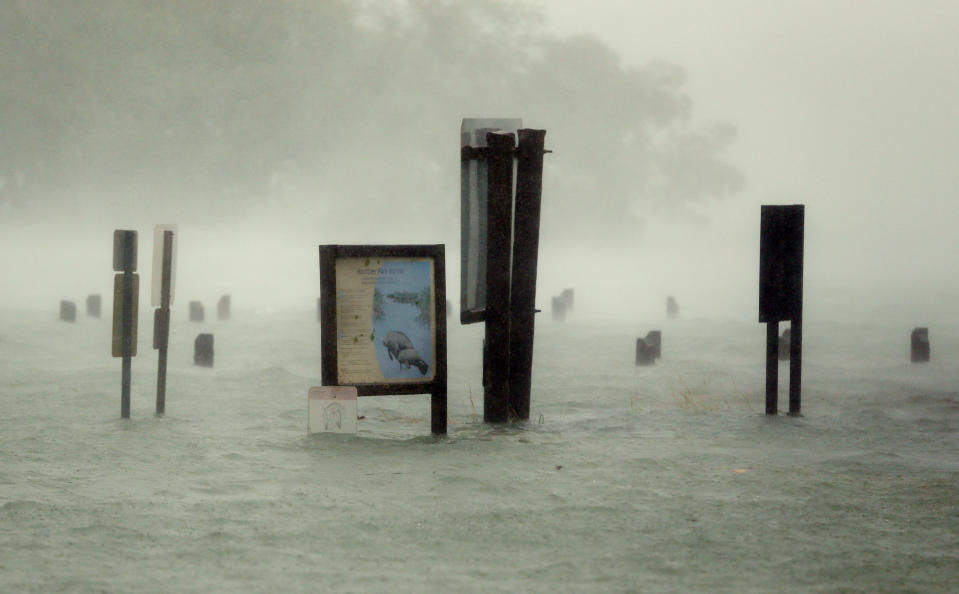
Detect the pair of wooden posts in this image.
<box><xmin>112</xmin><ymin>227</ymin><xmax>175</xmax><ymax>418</ymax></box>
<box><xmin>460</xmin><ymin>120</ymin><xmax>548</xmax><ymax>423</ymax></box>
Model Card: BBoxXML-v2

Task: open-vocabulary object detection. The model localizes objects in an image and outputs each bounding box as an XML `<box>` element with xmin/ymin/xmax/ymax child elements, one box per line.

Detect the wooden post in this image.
<box><xmin>789</xmin><ymin>317</ymin><xmax>802</xmax><ymax>415</ymax></box>
<box><xmin>483</xmin><ymin>131</ymin><xmax>515</xmax><ymax>423</ymax></box>
<box><xmin>507</xmin><ymin>129</ymin><xmax>546</xmax><ymax>421</ymax></box>
<box><xmin>155</xmin><ymin>230</ymin><xmax>173</xmax><ymax>416</ymax></box>
<box><xmin>765</xmin><ymin>321</ymin><xmax>779</xmax><ymax>415</ymax></box>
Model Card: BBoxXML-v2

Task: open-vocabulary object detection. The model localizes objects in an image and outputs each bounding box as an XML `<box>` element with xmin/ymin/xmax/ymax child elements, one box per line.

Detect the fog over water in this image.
<box><xmin>4</xmin><ymin>1</ymin><xmax>958</xmax><ymax>325</ymax></box>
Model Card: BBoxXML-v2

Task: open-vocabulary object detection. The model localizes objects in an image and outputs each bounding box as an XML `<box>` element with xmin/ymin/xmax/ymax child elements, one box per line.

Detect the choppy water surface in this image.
<box><xmin>1</xmin><ymin>307</ymin><xmax>957</xmax><ymax>592</ymax></box>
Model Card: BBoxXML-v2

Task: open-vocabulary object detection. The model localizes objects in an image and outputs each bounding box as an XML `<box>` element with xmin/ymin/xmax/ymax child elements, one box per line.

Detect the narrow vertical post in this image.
<box><xmin>507</xmin><ymin>129</ymin><xmax>546</xmax><ymax>421</ymax></box>
<box><xmin>431</xmin><ymin>387</ymin><xmax>447</xmax><ymax>435</ymax></box>
<box><xmin>156</xmin><ymin>230</ymin><xmax>173</xmax><ymax>416</ymax></box>
<box><xmin>113</xmin><ymin>230</ymin><xmax>138</xmax><ymax>420</ymax></box>
<box><xmin>483</xmin><ymin>131</ymin><xmax>515</xmax><ymax>423</ymax></box>
<box><xmin>121</xmin><ymin>268</ymin><xmax>134</xmax><ymax>418</ymax></box>
<box><xmin>765</xmin><ymin>321</ymin><xmax>779</xmax><ymax>415</ymax></box>
<box><xmin>788</xmin><ymin>316</ymin><xmax>802</xmax><ymax>415</ymax></box>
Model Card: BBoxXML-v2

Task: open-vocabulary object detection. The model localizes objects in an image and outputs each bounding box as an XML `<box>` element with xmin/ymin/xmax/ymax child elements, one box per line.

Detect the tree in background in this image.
<box><xmin>0</xmin><ymin>0</ymin><xmax>742</xmax><ymax>243</ymax></box>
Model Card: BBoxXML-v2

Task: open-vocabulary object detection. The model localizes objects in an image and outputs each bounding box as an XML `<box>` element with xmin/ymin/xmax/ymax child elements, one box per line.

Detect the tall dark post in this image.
<box><xmin>759</xmin><ymin>205</ymin><xmax>804</xmax><ymax>416</ymax></box>
<box><xmin>483</xmin><ymin>131</ymin><xmax>515</xmax><ymax>423</ymax></box>
<box><xmin>765</xmin><ymin>321</ymin><xmax>779</xmax><ymax>414</ymax></box>
<box><xmin>507</xmin><ymin>129</ymin><xmax>546</xmax><ymax>421</ymax></box>
<box><xmin>112</xmin><ymin>230</ymin><xmax>138</xmax><ymax>419</ymax></box>
<box><xmin>155</xmin><ymin>230</ymin><xmax>173</xmax><ymax>416</ymax></box>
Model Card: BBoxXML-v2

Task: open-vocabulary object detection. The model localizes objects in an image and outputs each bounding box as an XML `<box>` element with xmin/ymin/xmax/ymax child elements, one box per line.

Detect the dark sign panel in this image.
<box><xmin>759</xmin><ymin>205</ymin><xmax>804</xmax><ymax>323</ymax></box>
<box><xmin>111</xmin><ymin>273</ymin><xmax>139</xmax><ymax>357</ymax></box>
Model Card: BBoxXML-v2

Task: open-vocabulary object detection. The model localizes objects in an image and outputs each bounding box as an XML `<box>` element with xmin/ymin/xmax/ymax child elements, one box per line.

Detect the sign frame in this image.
<box><xmin>319</xmin><ymin>244</ymin><xmax>447</xmax><ymax>433</ymax></box>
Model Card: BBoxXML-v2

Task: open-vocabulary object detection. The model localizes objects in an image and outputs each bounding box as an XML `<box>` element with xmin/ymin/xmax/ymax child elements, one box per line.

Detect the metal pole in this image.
<box><xmin>121</xmin><ymin>269</ymin><xmax>133</xmax><ymax>419</ymax></box>
<box><xmin>156</xmin><ymin>230</ymin><xmax>173</xmax><ymax>416</ymax></box>
<box><xmin>483</xmin><ymin>131</ymin><xmax>514</xmax><ymax>423</ymax></box>
<box><xmin>765</xmin><ymin>321</ymin><xmax>778</xmax><ymax>415</ymax></box>
<box><xmin>507</xmin><ymin>129</ymin><xmax>546</xmax><ymax>420</ymax></box>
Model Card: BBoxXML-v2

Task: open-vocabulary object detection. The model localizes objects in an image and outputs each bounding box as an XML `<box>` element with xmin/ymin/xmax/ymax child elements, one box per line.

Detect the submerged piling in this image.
<box><xmin>911</xmin><ymin>327</ymin><xmax>930</xmax><ymax>362</ymax></box>
<box><xmin>217</xmin><ymin>295</ymin><xmax>230</xmax><ymax>321</ymax></box>
<box><xmin>86</xmin><ymin>294</ymin><xmax>101</xmax><ymax>318</ymax></box>
<box><xmin>59</xmin><ymin>300</ymin><xmax>76</xmax><ymax>322</ymax></box>
<box><xmin>189</xmin><ymin>301</ymin><xmax>204</xmax><ymax>322</ymax></box>
<box><xmin>194</xmin><ymin>333</ymin><xmax>214</xmax><ymax>367</ymax></box>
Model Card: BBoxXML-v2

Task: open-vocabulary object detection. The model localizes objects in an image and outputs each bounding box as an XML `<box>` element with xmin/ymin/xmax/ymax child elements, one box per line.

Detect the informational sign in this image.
<box><xmin>307</xmin><ymin>386</ymin><xmax>358</xmax><ymax>434</ymax></box>
<box><xmin>759</xmin><ymin>205</ymin><xmax>804</xmax><ymax>323</ymax></box>
<box><xmin>334</xmin><ymin>256</ymin><xmax>436</xmax><ymax>384</ymax></box>
<box><xmin>151</xmin><ymin>224</ymin><xmax>177</xmax><ymax>307</ymax></box>
<box><xmin>111</xmin><ymin>273</ymin><xmax>139</xmax><ymax>357</ymax></box>
<box><xmin>460</xmin><ymin>117</ymin><xmax>521</xmax><ymax>324</ymax></box>
<box><xmin>320</xmin><ymin>244</ymin><xmax>446</xmax><ymax>398</ymax></box>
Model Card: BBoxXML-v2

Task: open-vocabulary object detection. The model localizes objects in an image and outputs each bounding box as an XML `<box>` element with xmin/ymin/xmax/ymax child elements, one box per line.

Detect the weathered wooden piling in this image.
<box><xmin>189</xmin><ymin>301</ymin><xmax>204</xmax><ymax>322</ymax></box>
<box><xmin>911</xmin><ymin>327</ymin><xmax>930</xmax><ymax>362</ymax></box>
<box><xmin>635</xmin><ymin>338</ymin><xmax>656</xmax><ymax>365</ymax></box>
<box><xmin>507</xmin><ymin>128</ymin><xmax>547</xmax><ymax>421</ymax></box>
<box><xmin>86</xmin><ymin>294</ymin><xmax>101</xmax><ymax>318</ymax></box>
<box><xmin>483</xmin><ymin>130</ymin><xmax>515</xmax><ymax>423</ymax></box>
<box><xmin>59</xmin><ymin>300</ymin><xmax>76</xmax><ymax>322</ymax></box>
<box><xmin>667</xmin><ymin>296</ymin><xmax>679</xmax><ymax>318</ymax></box>
<box><xmin>644</xmin><ymin>330</ymin><xmax>662</xmax><ymax>359</ymax></box>
<box><xmin>560</xmin><ymin>288</ymin><xmax>574</xmax><ymax>313</ymax></box>
<box><xmin>217</xmin><ymin>295</ymin><xmax>230</xmax><ymax>321</ymax></box>
<box><xmin>551</xmin><ymin>296</ymin><xmax>566</xmax><ymax>321</ymax></box>
<box><xmin>194</xmin><ymin>333</ymin><xmax>214</xmax><ymax>367</ymax></box>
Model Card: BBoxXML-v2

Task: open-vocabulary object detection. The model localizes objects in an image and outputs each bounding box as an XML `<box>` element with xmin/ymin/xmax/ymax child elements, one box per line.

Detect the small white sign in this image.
<box><xmin>151</xmin><ymin>224</ymin><xmax>178</xmax><ymax>307</ymax></box>
<box><xmin>308</xmin><ymin>386</ymin><xmax>358</xmax><ymax>434</ymax></box>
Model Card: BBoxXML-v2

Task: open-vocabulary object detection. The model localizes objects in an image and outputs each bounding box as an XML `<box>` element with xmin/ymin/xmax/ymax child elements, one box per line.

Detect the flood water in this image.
<box><xmin>1</xmin><ymin>303</ymin><xmax>958</xmax><ymax>592</ymax></box>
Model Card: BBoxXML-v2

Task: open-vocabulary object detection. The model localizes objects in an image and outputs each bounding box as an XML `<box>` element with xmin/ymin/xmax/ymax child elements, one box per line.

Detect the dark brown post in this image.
<box><xmin>155</xmin><ymin>230</ymin><xmax>173</xmax><ymax>416</ymax></box>
<box><xmin>483</xmin><ymin>131</ymin><xmax>515</xmax><ymax>423</ymax></box>
<box><xmin>432</xmin><ymin>257</ymin><xmax>448</xmax><ymax>435</ymax></box>
<box><xmin>507</xmin><ymin>129</ymin><xmax>546</xmax><ymax>420</ymax></box>
<box><xmin>789</xmin><ymin>317</ymin><xmax>802</xmax><ymax>415</ymax></box>
<box><xmin>766</xmin><ymin>321</ymin><xmax>779</xmax><ymax>414</ymax></box>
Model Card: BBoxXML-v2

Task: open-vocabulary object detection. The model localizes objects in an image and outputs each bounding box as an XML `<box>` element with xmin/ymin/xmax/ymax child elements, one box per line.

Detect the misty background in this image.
<box><xmin>2</xmin><ymin>0</ymin><xmax>958</xmax><ymax>325</ymax></box>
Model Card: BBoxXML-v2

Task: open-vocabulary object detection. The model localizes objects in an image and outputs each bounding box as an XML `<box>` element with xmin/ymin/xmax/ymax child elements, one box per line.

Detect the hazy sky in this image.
<box><xmin>4</xmin><ymin>1</ymin><xmax>958</xmax><ymax>323</ymax></box>
<box><xmin>539</xmin><ymin>0</ymin><xmax>959</xmax><ymax>315</ymax></box>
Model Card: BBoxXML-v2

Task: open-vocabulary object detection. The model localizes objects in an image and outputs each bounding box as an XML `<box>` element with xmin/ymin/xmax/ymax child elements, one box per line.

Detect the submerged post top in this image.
<box><xmin>113</xmin><ymin>230</ymin><xmax>137</xmax><ymax>272</ymax></box>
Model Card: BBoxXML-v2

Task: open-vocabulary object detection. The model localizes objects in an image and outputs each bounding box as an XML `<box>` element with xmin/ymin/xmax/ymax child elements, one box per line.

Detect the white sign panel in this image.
<box><xmin>460</xmin><ymin>118</ymin><xmax>521</xmax><ymax>323</ymax></box>
<box><xmin>151</xmin><ymin>224</ymin><xmax>178</xmax><ymax>307</ymax></box>
<box><xmin>308</xmin><ymin>386</ymin><xmax>358</xmax><ymax>434</ymax></box>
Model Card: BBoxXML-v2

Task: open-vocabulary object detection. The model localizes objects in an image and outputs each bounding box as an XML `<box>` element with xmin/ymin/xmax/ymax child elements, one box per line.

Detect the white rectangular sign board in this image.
<box><xmin>151</xmin><ymin>224</ymin><xmax>178</xmax><ymax>307</ymax></box>
<box><xmin>308</xmin><ymin>386</ymin><xmax>358</xmax><ymax>434</ymax></box>
<box><xmin>460</xmin><ymin>118</ymin><xmax>521</xmax><ymax>323</ymax></box>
